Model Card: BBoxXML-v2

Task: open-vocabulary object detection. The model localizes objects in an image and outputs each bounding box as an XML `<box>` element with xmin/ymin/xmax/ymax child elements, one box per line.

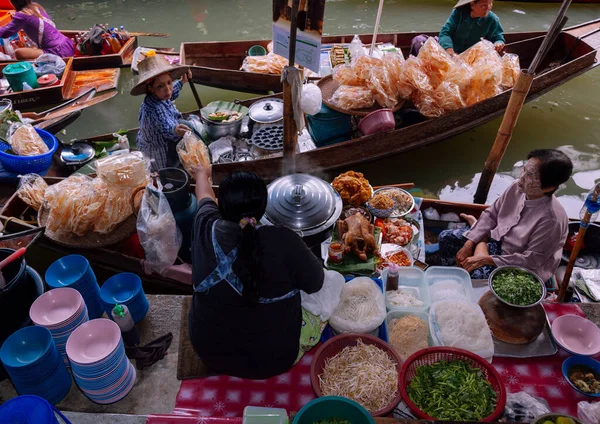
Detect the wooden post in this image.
<box><xmin>558</xmin><ymin>183</ymin><xmax>600</xmax><ymax>301</ymax></box>
<box><xmin>473</xmin><ymin>70</ymin><xmax>534</xmax><ymax>204</ymax></box>
<box><xmin>282</xmin><ymin>0</ymin><xmax>301</xmax><ymax>176</ymax></box>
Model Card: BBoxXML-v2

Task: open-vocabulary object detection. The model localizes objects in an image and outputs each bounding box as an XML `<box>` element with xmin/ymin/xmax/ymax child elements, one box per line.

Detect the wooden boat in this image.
<box><xmin>180</xmin><ymin>30</ymin><xmax>548</xmax><ymax>94</ymax></box>
<box><xmin>0</xmin><ymin>58</ymin><xmax>120</xmax><ymax>110</ymax></box>
<box><xmin>499</xmin><ymin>0</ymin><xmax>599</xmax><ymax>3</ymax></box>
<box><xmin>82</xmin><ymin>20</ymin><xmax>600</xmax><ymax>185</ymax></box>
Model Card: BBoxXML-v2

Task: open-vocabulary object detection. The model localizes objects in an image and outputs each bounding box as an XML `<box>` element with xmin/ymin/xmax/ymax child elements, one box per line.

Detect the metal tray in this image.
<box><xmin>493</xmin><ymin>314</ymin><xmax>558</xmax><ymax>358</ymax></box>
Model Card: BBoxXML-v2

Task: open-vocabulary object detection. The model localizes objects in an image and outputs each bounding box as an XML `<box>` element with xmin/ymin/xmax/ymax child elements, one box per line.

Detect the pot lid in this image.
<box><xmin>265</xmin><ymin>173</ymin><xmax>340</xmax><ymax>232</ymax></box>
<box><xmin>249</xmin><ymin>98</ymin><xmax>283</xmax><ymax>123</ymax></box>
<box><xmin>60</xmin><ymin>142</ymin><xmax>95</xmax><ymax>164</ymax></box>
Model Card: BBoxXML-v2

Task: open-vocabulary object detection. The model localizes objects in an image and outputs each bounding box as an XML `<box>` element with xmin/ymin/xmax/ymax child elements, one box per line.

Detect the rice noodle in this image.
<box><xmin>319</xmin><ymin>339</ymin><xmax>398</xmax><ymax>412</ymax></box>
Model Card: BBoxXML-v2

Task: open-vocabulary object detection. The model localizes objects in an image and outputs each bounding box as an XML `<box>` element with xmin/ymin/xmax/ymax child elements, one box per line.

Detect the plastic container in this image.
<box><xmin>310</xmin><ymin>334</ymin><xmax>403</xmax><ymax>417</ymax></box>
<box><xmin>2</xmin><ymin>61</ymin><xmax>39</xmax><ymax>92</ymax></box>
<box><xmin>306</xmin><ymin>104</ymin><xmax>352</xmax><ymax>147</ymax></box>
<box><xmin>0</xmin><ymin>395</ymin><xmax>72</xmax><ymax>424</ymax></box>
<box><xmin>383</xmin><ymin>266</ymin><xmax>430</xmax><ymax>313</ymax></box>
<box><xmin>562</xmin><ymin>355</ymin><xmax>600</xmax><ymax>397</ymax></box>
<box><xmin>358</xmin><ymin>109</ymin><xmax>395</xmax><ymax>135</ymax></box>
<box><xmin>385</xmin><ymin>309</ymin><xmax>433</xmax><ymax>349</ymax></box>
<box><xmin>293</xmin><ymin>396</ymin><xmax>375</xmax><ymax>424</ymax></box>
<box><xmin>248</xmin><ymin>45</ymin><xmax>267</xmax><ymax>56</ymax></box>
<box><xmin>243</xmin><ymin>406</ymin><xmax>288</xmax><ymax>424</ymax></box>
<box><xmin>159</xmin><ymin>167</ymin><xmax>190</xmax><ymax>213</ymax></box>
<box><xmin>37</xmin><ymin>74</ymin><xmax>59</xmax><ymax>87</ymax></box>
<box><xmin>425</xmin><ymin>266</ymin><xmax>474</xmax><ymax>303</ymax></box>
<box><xmin>399</xmin><ymin>347</ymin><xmax>506</xmax><ymax>422</ymax></box>
<box><xmin>0</xmin><ymin>128</ymin><xmax>58</xmax><ymax>174</ymax></box>
<box><xmin>111</xmin><ymin>304</ymin><xmax>140</xmax><ymax>347</ymax></box>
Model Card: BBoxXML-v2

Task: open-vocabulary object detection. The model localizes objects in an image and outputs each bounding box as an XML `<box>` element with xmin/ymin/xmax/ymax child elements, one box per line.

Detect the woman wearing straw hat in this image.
<box><xmin>131</xmin><ymin>51</ymin><xmax>193</xmax><ymax>171</ymax></box>
<box><xmin>409</xmin><ymin>0</ymin><xmax>505</xmax><ymax>56</ymax></box>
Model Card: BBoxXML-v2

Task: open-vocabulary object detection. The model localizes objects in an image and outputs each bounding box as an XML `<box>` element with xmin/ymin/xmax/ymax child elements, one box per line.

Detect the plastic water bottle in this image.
<box><xmin>111</xmin><ymin>304</ymin><xmax>140</xmax><ymax>347</ymax></box>
<box><xmin>22</xmin><ymin>82</ymin><xmax>33</xmax><ymax>91</ymax></box>
<box><xmin>120</xmin><ymin>25</ymin><xmax>131</xmax><ymax>42</ymax></box>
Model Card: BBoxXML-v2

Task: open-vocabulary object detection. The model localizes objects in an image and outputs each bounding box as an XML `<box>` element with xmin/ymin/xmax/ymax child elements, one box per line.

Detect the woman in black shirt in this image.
<box><xmin>189</xmin><ymin>167</ymin><xmax>324</xmax><ymax>379</ymax></box>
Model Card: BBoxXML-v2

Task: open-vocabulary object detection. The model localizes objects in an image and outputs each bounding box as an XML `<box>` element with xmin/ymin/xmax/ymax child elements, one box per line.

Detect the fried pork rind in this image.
<box><xmin>353</xmin><ymin>55</ymin><xmax>382</xmax><ymax>85</ymax></box>
<box><xmin>17</xmin><ymin>173</ymin><xmax>47</xmax><ymax>211</ymax></box>
<box><xmin>93</xmin><ymin>178</ymin><xmax>133</xmax><ymax>234</ymax></box>
<box><xmin>9</xmin><ymin>124</ymin><xmax>49</xmax><ymax>156</ymax></box>
<box><xmin>95</xmin><ymin>151</ymin><xmax>149</xmax><ymax>189</ymax></box>
<box><xmin>413</xmin><ymin>91</ymin><xmax>445</xmax><ymax>118</ymax></box>
<box><xmin>176</xmin><ymin>131</ymin><xmax>212</xmax><ymax>175</ymax></box>
<box><xmin>418</xmin><ymin>38</ymin><xmax>454</xmax><ymax>89</ymax></box>
<box><xmin>332</xmin><ymin>171</ymin><xmax>372</xmax><ymax>206</ymax></box>
<box><xmin>367</xmin><ymin>63</ymin><xmax>399</xmax><ymax>109</ymax></box>
<box><xmin>397</xmin><ymin>56</ymin><xmax>432</xmax><ymax>100</ymax></box>
<box><xmin>501</xmin><ymin>53</ymin><xmax>520</xmax><ymax>90</ymax></box>
<box><xmin>331</xmin><ymin>85</ymin><xmax>375</xmax><ymax>110</ymax></box>
<box><xmin>241</xmin><ymin>52</ymin><xmax>288</xmax><ymax>75</ymax></box>
<box><xmin>459</xmin><ymin>39</ymin><xmax>497</xmax><ymax>66</ymax></box>
<box><xmin>332</xmin><ymin>64</ymin><xmax>359</xmax><ymax>86</ymax></box>
<box><xmin>433</xmin><ymin>81</ymin><xmax>466</xmax><ymax>112</ymax></box>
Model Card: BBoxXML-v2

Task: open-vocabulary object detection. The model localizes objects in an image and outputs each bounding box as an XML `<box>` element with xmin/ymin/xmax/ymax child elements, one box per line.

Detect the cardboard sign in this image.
<box><xmin>272</xmin><ymin>0</ymin><xmax>326</xmax><ymax>73</ymax></box>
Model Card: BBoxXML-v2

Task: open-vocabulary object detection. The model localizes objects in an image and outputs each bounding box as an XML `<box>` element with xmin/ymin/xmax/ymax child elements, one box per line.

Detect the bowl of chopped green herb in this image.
<box><xmin>399</xmin><ymin>347</ymin><xmax>506</xmax><ymax>422</ymax></box>
<box><xmin>489</xmin><ymin>266</ymin><xmax>546</xmax><ymax>308</ymax></box>
<box><xmin>292</xmin><ymin>396</ymin><xmax>375</xmax><ymax>424</ymax></box>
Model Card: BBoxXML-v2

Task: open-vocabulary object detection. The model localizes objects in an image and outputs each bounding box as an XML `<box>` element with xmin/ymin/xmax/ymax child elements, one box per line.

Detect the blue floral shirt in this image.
<box><xmin>136</xmin><ymin>80</ymin><xmax>183</xmax><ymax>171</ymax></box>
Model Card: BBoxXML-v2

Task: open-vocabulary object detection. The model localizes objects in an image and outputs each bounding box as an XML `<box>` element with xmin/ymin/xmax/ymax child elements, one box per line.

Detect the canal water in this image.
<box><xmin>42</xmin><ymin>0</ymin><xmax>600</xmax><ymax>216</ymax></box>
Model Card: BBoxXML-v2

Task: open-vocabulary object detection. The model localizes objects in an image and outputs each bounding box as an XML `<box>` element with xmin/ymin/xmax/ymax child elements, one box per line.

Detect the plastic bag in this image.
<box><xmin>418</xmin><ymin>38</ymin><xmax>455</xmax><ymax>89</ymax></box>
<box><xmin>17</xmin><ymin>173</ymin><xmax>47</xmax><ymax>211</ymax></box>
<box><xmin>433</xmin><ymin>81</ymin><xmax>465</xmax><ymax>113</ymax></box>
<box><xmin>352</xmin><ymin>55</ymin><xmax>382</xmax><ymax>85</ymax></box>
<box><xmin>348</xmin><ymin>34</ymin><xmax>366</xmax><ymax>61</ymax></box>
<box><xmin>459</xmin><ymin>39</ymin><xmax>498</xmax><ymax>66</ymax></box>
<box><xmin>398</xmin><ymin>56</ymin><xmax>432</xmax><ymax>100</ymax></box>
<box><xmin>579</xmin><ymin>400</ymin><xmax>600</xmax><ymax>424</ymax></box>
<box><xmin>95</xmin><ymin>151</ymin><xmax>149</xmax><ymax>188</ymax></box>
<box><xmin>367</xmin><ymin>64</ymin><xmax>398</xmax><ymax>109</ymax></box>
<box><xmin>501</xmin><ymin>392</ymin><xmax>550</xmax><ymax>422</ymax></box>
<box><xmin>300</xmin><ymin>83</ymin><xmax>322</xmax><ymax>115</ymax></box>
<box><xmin>176</xmin><ymin>131</ymin><xmax>212</xmax><ymax>175</ymax></box>
<box><xmin>9</xmin><ymin>124</ymin><xmax>48</xmax><ymax>156</ymax></box>
<box><xmin>382</xmin><ymin>53</ymin><xmax>404</xmax><ymax>90</ymax></box>
<box><xmin>329</xmin><ymin>277</ymin><xmax>386</xmax><ymax>334</ymax></box>
<box><xmin>136</xmin><ymin>182</ymin><xmax>182</xmax><ymax>274</ymax></box>
<box><xmin>501</xmin><ymin>53</ymin><xmax>520</xmax><ymax>89</ymax></box>
<box><xmin>34</xmin><ymin>53</ymin><xmax>66</xmax><ymax>77</ymax></box>
<box><xmin>93</xmin><ymin>178</ymin><xmax>133</xmax><ymax>234</ymax></box>
<box><xmin>413</xmin><ymin>91</ymin><xmax>445</xmax><ymax>118</ymax></box>
<box><xmin>301</xmin><ymin>269</ymin><xmax>345</xmax><ymax>321</ymax></box>
<box><xmin>241</xmin><ymin>52</ymin><xmax>288</xmax><ymax>75</ymax></box>
<box><xmin>331</xmin><ymin>85</ymin><xmax>374</xmax><ymax>110</ymax></box>
<box><xmin>332</xmin><ymin>64</ymin><xmax>358</xmax><ymax>86</ymax></box>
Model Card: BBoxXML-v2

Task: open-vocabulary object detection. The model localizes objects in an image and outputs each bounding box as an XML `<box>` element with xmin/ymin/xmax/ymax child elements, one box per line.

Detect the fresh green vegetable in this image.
<box><xmin>492</xmin><ymin>268</ymin><xmax>542</xmax><ymax>306</ymax></box>
<box><xmin>313</xmin><ymin>419</ymin><xmax>351</xmax><ymax>424</ymax></box>
<box><xmin>407</xmin><ymin>360</ymin><xmax>497</xmax><ymax>421</ymax></box>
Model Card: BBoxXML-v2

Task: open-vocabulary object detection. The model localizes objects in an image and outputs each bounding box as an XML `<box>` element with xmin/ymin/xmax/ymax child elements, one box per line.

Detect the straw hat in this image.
<box><xmin>130</xmin><ymin>52</ymin><xmax>190</xmax><ymax>96</ymax></box>
<box><xmin>454</xmin><ymin>0</ymin><xmax>476</xmax><ymax>8</ymax></box>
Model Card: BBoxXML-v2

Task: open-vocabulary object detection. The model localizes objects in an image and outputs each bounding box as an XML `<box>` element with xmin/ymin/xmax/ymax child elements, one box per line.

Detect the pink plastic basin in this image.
<box><xmin>551</xmin><ymin>314</ymin><xmax>600</xmax><ymax>356</ymax></box>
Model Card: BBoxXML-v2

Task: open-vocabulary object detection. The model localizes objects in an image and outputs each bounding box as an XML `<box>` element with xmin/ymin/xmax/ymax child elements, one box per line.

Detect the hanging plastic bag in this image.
<box><xmin>300</xmin><ymin>83</ymin><xmax>322</xmax><ymax>115</ymax></box>
<box><xmin>176</xmin><ymin>130</ymin><xmax>212</xmax><ymax>176</ymax></box>
<box><xmin>301</xmin><ymin>270</ymin><xmax>345</xmax><ymax>321</ymax></box>
<box><xmin>500</xmin><ymin>392</ymin><xmax>550</xmax><ymax>422</ymax></box>
<box><xmin>348</xmin><ymin>34</ymin><xmax>366</xmax><ymax>62</ymax></box>
<box><xmin>329</xmin><ymin>277</ymin><xmax>386</xmax><ymax>334</ymax></box>
<box><xmin>136</xmin><ymin>182</ymin><xmax>182</xmax><ymax>275</ymax></box>
<box><xmin>34</xmin><ymin>53</ymin><xmax>66</xmax><ymax>77</ymax></box>
<box><xmin>579</xmin><ymin>401</ymin><xmax>600</xmax><ymax>424</ymax></box>
<box><xmin>17</xmin><ymin>173</ymin><xmax>47</xmax><ymax>211</ymax></box>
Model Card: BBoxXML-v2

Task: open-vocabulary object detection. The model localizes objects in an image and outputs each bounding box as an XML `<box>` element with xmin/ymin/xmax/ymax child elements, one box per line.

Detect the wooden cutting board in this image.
<box><xmin>479</xmin><ymin>290</ymin><xmax>546</xmax><ymax>345</ymax></box>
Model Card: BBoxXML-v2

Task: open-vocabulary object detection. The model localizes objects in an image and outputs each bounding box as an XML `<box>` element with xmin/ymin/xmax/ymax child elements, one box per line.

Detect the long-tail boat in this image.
<box><xmin>75</xmin><ymin>20</ymin><xmax>600</xmax><ymax>184</ymax></box>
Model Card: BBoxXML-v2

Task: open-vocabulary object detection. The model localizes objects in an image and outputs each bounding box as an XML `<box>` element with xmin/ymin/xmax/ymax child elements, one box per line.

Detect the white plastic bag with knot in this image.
<box><xmin>300</xmin><ymin>83</ymin><xmax>322</xmax><ymax>116</ymax></box>
<box><xmin>136</xmin><ymin>181</ymin><xmax>182</xmax><ymax>275</ymax></box>
<box><xmin>329</xmin><ymin>277</ymin><xmax>386</xmax><ymax>334</ymax></box>
<box><xmin>500</xmin><ymin>392</ymin><xmax>550</xmax><ymax>422</ymax></box>
<box><xmin>301</xmin><ymin>269</ymin><xmax>344</xmax><ymax>321</ymax></box>
<box><xmin>579</xmin><ymin>401</ymin><xmax>600</xmax><ymax>424</ymax></box>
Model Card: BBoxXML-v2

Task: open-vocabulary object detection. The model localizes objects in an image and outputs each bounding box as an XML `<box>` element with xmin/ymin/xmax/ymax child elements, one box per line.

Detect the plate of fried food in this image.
<box><xmin>377</xmin><ymin>243</ymin><xmax>414</xmax><ymax>272</ymax></box>
<box><xmin>380</xmin><ymin>217</ymin><xmax>418</xmax><ymax>247</ymax></box>
<box><xmin>372</xmin><ymin>187</ymin><xmax>415</xmax><ymax>218</ymax></box>
<box><xmin>331</xmin><ymin>171</ymin><xmax>373</xmax><ymax>206</ymax></box>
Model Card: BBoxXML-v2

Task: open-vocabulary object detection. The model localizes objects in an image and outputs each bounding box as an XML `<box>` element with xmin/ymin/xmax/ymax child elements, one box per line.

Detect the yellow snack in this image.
<box><xmin>93</xmin><ymin>178</ymin><xmax>133</xmax><ymax>234</ymax></box>
<box><xmin>17</xmin><ymin>174</ymin><xmax>47</xmax><ymax>211</ymax></box>
<box><xmin>177</xmin><ymin>132</ymin><xmax>212</xmax><ymax>175</ymax></box>
<box><xmin>10</xmin><ymin>125</ymin><xmax>48</xmax><ymax>156</ymax></box>
<box><xmin>331</xmin><ymin>85</ymin><xmax>375</xmax><ymax>110</ymax></box>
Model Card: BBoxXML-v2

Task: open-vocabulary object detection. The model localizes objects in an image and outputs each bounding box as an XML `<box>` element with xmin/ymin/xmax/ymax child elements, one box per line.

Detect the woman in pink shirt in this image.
<box><xmin>439</xmin><ymin>149</ymin><xmax>573</xmax><ymax>282</ymax></box>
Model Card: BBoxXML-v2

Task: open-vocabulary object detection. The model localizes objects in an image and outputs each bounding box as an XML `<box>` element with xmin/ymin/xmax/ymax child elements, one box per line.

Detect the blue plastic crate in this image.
<box><xmin>320</xmin><ymin>275</ymin><xmax>388</xmax><ymax>343</ymax></box>
<box><xmin>0</xmin><ymin>129</ymin><xmax>58</xmax><ymax>174</ymax></box>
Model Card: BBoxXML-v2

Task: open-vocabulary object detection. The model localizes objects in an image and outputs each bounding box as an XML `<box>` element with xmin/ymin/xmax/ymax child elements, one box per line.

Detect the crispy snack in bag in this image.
<box><xmin>95</xmin><ymin>151</ymin><xmax>149</xmax><ymax>188</ymax></box>
<box><xmin>418</xmin><ymin>38</ymin><xmax>455</xmax><ymax>89</ymax></box>
<box><xmin>331</xmin><ymin>85</ymin><xmax>375</xmax><ymax>110</ymax></box>
<box><xmin>9</xmin><ymin>124</ymin><xmax>48</xmax><ymax>156</ymax></box>
<box><xmin>93</xmin><ymin>178</ymin><xmax>133</xmax><ymax>234</ymax></box>
<box><xmin>17</xmin><ymin>173</ymin><xmax>47</xmax><ymax>211</ymax></box>
<box><xmin>501</xmin><ymin>53</ymin><xmax>520</xmax><ymax>89</ymax></box>
<box><xmin>177</xmin><ymin>131</ymin><xmax>212</xmax><ymax>175</ymax></box>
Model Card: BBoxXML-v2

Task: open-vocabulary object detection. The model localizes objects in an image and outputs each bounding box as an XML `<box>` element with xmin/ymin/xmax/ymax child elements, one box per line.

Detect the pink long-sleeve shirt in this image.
<box><xmin>464</xmin><ymin>182</ymin><xmax>568</xmax><ymax>282</ymax></box>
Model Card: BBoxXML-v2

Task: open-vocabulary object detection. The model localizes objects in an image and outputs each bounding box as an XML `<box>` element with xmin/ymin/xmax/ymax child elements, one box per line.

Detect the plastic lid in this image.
<box><xmin>113</xmin><ymin>304</ymin><xmax>126</xmax><ymax>318</ymax></box>
<box><xmin>265</xmin><ymin>173</ymin><xmax>338</xmax><ymax>232</ymax></box>
<box><xmin>248</xmin><ymin>99</ymin><xmax>283</xmax><ymax>123</ymax></box>
<box><xmin>3</xmin><ymin>61</ymin><xmax>33</xmax><ymax>75</ymax></box>
<box><xmin>0</xmin><ymin>395</ymin><xmax>56</xmax><ymax>424</ymax></box>
<box><xmin>60</xmin><ymin>142</ymin><xmax>95</xmax><ymax>164</ymax></box>
<box><xmin>387</xmin><ymin>263</ymin><xmax>400</xmax><ymax>275</ymax></box>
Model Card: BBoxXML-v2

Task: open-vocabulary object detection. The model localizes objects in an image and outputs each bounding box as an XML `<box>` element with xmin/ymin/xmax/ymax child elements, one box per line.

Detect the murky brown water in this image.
<box><xmin>41</xmin><ymin>0</ymin><xmax>600</xmax><ymax>216</ymax></box>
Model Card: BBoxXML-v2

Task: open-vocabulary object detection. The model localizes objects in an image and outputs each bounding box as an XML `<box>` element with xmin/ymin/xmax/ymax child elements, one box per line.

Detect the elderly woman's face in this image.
<box><xmin>518</xmin><ymin>158</ymin><xmax>546</xmax><ymax>198</ymax></box>
<box><xmin>471</xmin><ymin>0</ymin><xmax>493</xmax><ymax>18</ymax></box>
<box><xmin>148</xmin><ymin>73</ymin><xmax>173</xmax><ymax>100</ymax></box>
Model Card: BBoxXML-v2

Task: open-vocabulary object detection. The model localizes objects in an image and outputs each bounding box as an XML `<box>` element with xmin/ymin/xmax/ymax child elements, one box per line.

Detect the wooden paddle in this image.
<box><xmin>188</xmin><ymin>81</ymin><xmax>203</xmax><ymax>110</ymax></box>
<box><xmin>21</xmin><ymin>87</ymin><xmax>97</xmax><ymax>121</ymax></box>
<box><xmin>29</xmin><ymin>92</ymin><xmax>117</xmax><ymax>124</ymax></box>
<box><xmin>128</xmin><ymin>32</ymin><xmax>169</xmax><ymax>38</ymax></box>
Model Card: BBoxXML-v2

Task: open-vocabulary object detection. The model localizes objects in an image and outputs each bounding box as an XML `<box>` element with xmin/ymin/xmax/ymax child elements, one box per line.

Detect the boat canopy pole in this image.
<box><xmin>369</xmin><ymin>0</ymin><xmax>385</xmax><ymax>57</ymax></box>
<box><xmin>558</xmin><ymin>183</ymin><xmax>600</xmax><ymax>302</ymax></box>
<box><xmin>473</xmin><ymin>0</ymin><xmax>572</xmax><ymax>205</ymax></box>
<box><xmin>282</xmin><ymin>0</ymin><xmax>301</xmax><ymax>176</ymax></box>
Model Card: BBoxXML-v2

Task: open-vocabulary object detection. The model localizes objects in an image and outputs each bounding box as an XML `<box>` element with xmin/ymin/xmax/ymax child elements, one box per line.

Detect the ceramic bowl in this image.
<box><xmin>552</xmin><ymin>314</ymin><xmax>600</xmax><ymax>356</ymax></box>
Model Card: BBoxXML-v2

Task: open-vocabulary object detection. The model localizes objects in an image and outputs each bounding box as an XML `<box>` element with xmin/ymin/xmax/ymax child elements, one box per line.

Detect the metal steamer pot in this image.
<box><xmin>200</xmin><ymin>114</ymin><xmax>244</xmax><ymax>141</ymax></box>
<box><xmin>248</xmin><ymin>98</ymin><xmax>284</xmax><ymax>156</ymax></box>
<box><xmin>262</xmin><ymin>174</ymin><xmax>343</xmax><ymax>250</ymax></box>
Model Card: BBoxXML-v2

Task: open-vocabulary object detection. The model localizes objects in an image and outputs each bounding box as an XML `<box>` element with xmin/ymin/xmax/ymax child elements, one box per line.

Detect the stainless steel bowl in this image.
<box><xmin>371</xmin><ymin>187</ymin><xmax>415</xmax><ymax>218</ymax></box>
<box><xmin>489</xmin><ymin>266</ymin><xmax>547</xmax><ymax>309</ymax></box>
<box><xmin>530</xmin><ymin>413</ymin><xmax>583</xmax><ymax>424</ymax></box>
<box><xmin>200</xmin><ymin>115</ymin><xmax>243</xmax><ymax>141</ymax></box>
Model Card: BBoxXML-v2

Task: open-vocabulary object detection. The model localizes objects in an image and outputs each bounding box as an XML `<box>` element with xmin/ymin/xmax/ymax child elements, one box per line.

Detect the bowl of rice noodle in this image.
<box><xmin>310</xmin><ymin>333</ymin><xmax>403</xmax><ymax>417</ymax></box>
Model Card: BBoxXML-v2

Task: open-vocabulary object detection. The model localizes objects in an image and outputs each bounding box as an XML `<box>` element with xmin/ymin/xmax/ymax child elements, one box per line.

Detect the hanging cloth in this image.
<box><xmin>194</xmin><ymin>221</ymin><xmax>299</xmax><ymax>304</ymax></box>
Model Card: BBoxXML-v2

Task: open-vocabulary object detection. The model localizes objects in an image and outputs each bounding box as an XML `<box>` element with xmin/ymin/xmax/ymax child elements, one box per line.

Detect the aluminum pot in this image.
<box><xmin>200</xmin><ymin>115</ymin><xmax>243</xmax><ymax>141</ymax></box>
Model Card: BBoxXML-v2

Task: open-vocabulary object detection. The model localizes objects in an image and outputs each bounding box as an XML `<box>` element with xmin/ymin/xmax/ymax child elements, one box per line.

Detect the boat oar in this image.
<box><xmin>0</xmin><ymin>247</ymin><xmax>26</xmax><ymax>289</ymax></box>
<box><xmin>188</xmin><ymin>80</ymin><xmax>203</xmax><ymax>110</ymax></box>
<box><xmin>473</xmin><ymin>0</ymin><xmax>572</xmax><ymax>204</ymax></box>
<box><xmin>558</xmin><ymin>182</ymin><xmax>600</xmax><ymax>302</ymax></box>
<box><xmin>128</xmin><ymin>32</ymin><xmax>169</xmax><ymax>38</ymax></box>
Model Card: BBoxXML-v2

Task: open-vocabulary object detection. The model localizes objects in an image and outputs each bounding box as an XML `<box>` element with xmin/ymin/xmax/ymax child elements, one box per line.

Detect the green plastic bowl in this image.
<box><xmin>293</xmin><ymin>396</ymin><xmax>375</xmax><ymax>424</ymax></box>
<box><xmin>248</xmin><ymin>45</ymin><xmax>267</xmax><ymax>56</ymax></box>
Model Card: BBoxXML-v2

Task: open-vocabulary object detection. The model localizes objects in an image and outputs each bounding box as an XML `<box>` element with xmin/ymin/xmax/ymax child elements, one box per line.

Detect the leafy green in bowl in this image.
<box><xmin>490</xmin><ymin>267</ymin><xmax>544</xmax><ymax>307</ymax></box>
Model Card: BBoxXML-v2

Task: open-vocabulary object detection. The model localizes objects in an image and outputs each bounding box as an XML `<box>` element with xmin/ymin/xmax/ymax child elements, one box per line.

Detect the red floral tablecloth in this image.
<box><xmin>156</xmin><ymin>302</ymin><xmax>589</xmax><ymax>420</ymax></box>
